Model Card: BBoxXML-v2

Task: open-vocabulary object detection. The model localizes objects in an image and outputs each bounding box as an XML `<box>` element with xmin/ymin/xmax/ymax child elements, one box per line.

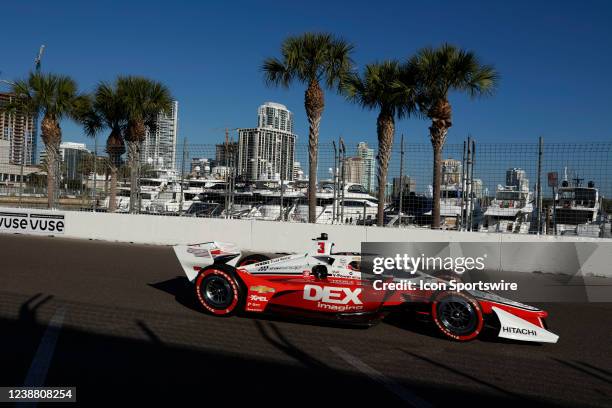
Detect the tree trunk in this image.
<box><xmin>304</xmin><ymin>80</ymin><xmax>325</xmax><ymax>223</ymax></box>
<box><xmin>428</xmin><ymin>99</ymin><xmax>452</xmax><ymax>229</ymax></box>
<box><xmin>431</xmin><ymin>144</ymin><xmax>442</xmax><ymax>228</ymax></box>
<box><xmin>104</xmin><ymin>171</ymin><xmax>109</xmax><ymax>196</ymax></box>
<box><xmin>127</xmin><ymin>140</ymin><xmax>140</xmax><ymax>213</ymax></box>
<box><xmin>45</xmin><ymin>143</ymin><xmax>60</xmax><ymax>209</ymax></box>
<box><xmin>108</xmin><ymin>166</ymin><xmax>118</xmax><ymax>213</ymax></box>
<box><xmin>376</xmin><ymin>109</ymin><xmax>395</xmax><ymax>226</ymax></box>
<box><xmin>105</xmin><ymin>127</ymin><xmax>125</xmax><ymax>213</ymax></box>
<box><xmin>41</xmin><ymin>115</ymin><xmax>62</xmax><ymax>209</ymax></box>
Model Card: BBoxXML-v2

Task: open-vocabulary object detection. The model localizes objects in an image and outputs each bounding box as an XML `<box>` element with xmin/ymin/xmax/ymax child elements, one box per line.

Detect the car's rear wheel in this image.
<box><xmin>431</xmin><ymin>291</ymin><xmax>483</xmax><ymax>341</ymax></box>
<box><xmin>237</xmin><ymin>254</ymin><xmax>270</xmax><ymax>267</ymax></box>
<box><xmin>195</xmin><ymin>264</ymin><xmax>243</xmax><ymax>316</ymax></box>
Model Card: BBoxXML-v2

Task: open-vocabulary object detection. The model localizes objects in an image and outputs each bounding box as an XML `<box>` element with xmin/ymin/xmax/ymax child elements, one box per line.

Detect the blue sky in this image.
<box><xmin>1</xmin><ymin>0</ymin><xmax>612</xmax><ymax>150</ymax></box>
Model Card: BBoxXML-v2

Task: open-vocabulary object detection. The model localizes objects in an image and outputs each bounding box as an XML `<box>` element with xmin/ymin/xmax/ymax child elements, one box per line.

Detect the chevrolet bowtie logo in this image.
<box><xmin>250</xmin><ymin>285</ymin><xmax>276</xmax><ymax>294</ymax></box>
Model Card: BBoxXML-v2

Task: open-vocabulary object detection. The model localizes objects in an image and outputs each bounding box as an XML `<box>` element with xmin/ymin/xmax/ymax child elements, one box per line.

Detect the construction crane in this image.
<box><xmin>0</xmin><ymin>45</ymin><xmax>45</xmax><ymax>87</ymax></box>
<box><xmin>34</xmin><ymin>45</ymin><xmax>45</xmax><ymax>72</ymax></box>
<box><xmin>209</xmin><ymin>127</ymin><xmax>239</xmax><ymax>145</ymax></box>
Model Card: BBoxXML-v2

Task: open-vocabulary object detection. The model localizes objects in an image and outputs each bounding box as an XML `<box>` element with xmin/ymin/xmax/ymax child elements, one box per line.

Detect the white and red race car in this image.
<box><xmin>173</xmin><ymin>234</ymin><xmax>559</xmax><ymax>343</ymax></box>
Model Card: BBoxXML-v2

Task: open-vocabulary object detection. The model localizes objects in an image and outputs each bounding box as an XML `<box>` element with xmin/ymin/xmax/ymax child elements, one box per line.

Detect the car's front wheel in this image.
<box><xmin>195</xmin><ymin>265</ymin><xmax>244</xmax><ymax>316</ymax></box>
<box><xmin>431</xmin><ymin>291</ymin><xmax>483</xmax><ymax>341</ymax></box>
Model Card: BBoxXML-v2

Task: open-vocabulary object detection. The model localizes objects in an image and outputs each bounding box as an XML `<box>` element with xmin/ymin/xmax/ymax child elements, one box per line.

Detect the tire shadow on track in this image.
<box><xmin>148</xmin><ymin>276</ymin><xmax>201</xmax><ymax>312</ymax></box>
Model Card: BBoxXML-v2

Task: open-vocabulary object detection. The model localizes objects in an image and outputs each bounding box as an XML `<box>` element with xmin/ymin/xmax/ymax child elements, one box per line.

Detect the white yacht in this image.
<box><xmin>294</xmin><ymin>182</ymin><xmax>379</xmax><ymax>224</ymax></box>
<box><xmin>148</xmin><ymin>181</ymin><xmax>202</xmax><ymax>214</ymax></box>
<box><xmin>554</xmin><ymin>175</ymin><xmax>601</xmax><ymax>237</ymax></box>
<box><xmin>482</xmin><ymin>185</ymin><xmax>533</xmax><ymax>233</ymax></box>
<box><xmin>101</xmin><ymin>187</ymin><xmax>158</xmax><ymax>213</ymax></box>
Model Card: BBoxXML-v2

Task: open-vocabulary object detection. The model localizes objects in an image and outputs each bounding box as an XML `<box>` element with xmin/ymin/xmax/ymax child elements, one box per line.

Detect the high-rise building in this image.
<box><xmin>342</xmin><ymin>156</ymin><xmax>364</xmax><ymax>184</ymax></box>
<box><xmin>215</xmin><ymin>141</ymin><xmax>239</xmax><ymax>167</ymax></box>
<box><xmin>0</xmin><ymin>139</ymin><xmax>39</xmax><ymax>185</ymax></box>
<box><xmin>293</xmin><ymin>161</ymin><xmax>304</xmax><ymax>181</ymax></box>
<box><xmin>59</xmin><ymin>142</ymin><xmax>90</xmax><ymax>181</ymax></box>
<box><xmin>238</xmin><ymin>102</ymin><xmax>297</xmax><ymax>181</ymax></box>
<box><xmin>257</xmin><ymin>102</ymin><xmax>294</xmax><ymax>133</ymax></box>
<box><xmin>356</xmin><ymin>142</ymin><xmax>375</xmax><ymax>192</ymax></box>
<box><xmin>0</xmin><ymin>92</ymin><xmax>37</xmax><ymax>165</ymax></box>
<box><xmin>141</xmin><ymin>100</ymin><xmax>179</xmax><ymax>170</ymax></box>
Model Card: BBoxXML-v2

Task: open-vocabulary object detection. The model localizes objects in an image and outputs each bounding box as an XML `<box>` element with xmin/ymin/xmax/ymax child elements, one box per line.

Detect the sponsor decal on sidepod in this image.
<box><xmin>303</xmin><ymin>284</ymin><xmax>364</xmax><ymax>312</ymax></box>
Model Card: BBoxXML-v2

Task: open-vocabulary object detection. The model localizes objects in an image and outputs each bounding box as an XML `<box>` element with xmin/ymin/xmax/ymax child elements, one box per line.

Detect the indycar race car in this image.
<box><xmin>173</xmin><ymin>234</ymin><xmax>559</xmax><ymax>343</ymax></box>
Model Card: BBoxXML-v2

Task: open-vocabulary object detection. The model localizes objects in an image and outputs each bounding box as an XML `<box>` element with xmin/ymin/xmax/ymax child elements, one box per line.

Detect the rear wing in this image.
<box><xmin>173</xmin><ymin>241</ymin><xmax>241</xmax><ymax>281</ymax></box>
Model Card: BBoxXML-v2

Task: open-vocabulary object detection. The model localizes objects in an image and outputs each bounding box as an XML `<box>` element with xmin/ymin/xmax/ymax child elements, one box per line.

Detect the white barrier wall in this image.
<box><xmin>1</xmin><ymin>207</ymin><xmax>610</xmax><ymax>277</ymax></box>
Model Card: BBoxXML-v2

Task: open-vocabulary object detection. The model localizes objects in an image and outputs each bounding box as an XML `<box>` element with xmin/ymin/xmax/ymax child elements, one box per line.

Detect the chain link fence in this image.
<box><xmin>1</xmin><ymin>139</ymin><xmax>610</xmax><ymax>238</ymax></box>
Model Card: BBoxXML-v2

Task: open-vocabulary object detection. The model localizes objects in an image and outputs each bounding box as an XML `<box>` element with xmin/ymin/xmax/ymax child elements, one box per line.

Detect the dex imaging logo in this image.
<box><xmin>303</xmin><ymin>284</ymin><xmax>362</xmax><ymax>305</ymax></box>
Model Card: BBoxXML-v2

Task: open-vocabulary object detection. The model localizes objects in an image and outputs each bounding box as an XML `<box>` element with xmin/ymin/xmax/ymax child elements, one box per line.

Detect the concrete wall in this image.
<box><xmin>1</xmin><ymin>206</ymin><xmax>610</xmax><ymax>277</ymax></box>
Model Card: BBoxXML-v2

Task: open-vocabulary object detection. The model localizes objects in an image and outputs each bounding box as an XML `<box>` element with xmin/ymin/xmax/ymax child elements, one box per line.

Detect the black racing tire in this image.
<box><xmin>431</xmin><ymin>291</ymin><xmax>483</xmax><ymax>342</ymax></box>
<box><xmin>237</xmin><ymin>254</ymin><xmax>270</xmax><ymax>267</ymax></box>
<box><xmin>194</xmin><ymin>264</ymin><xmax>244</xmax><ymax>316</ymax></box>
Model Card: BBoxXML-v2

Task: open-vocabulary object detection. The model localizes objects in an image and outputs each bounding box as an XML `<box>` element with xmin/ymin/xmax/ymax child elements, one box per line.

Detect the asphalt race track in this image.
<box><xmin>1</xmin><ymin>234</ymin><xmax>611</xmax><ymax>406</ymax></box>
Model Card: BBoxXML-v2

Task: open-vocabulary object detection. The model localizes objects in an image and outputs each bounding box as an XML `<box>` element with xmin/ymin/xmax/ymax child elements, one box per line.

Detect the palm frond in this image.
<box><xmin>262</xmin><ymin>58</ymin><xmax>292</xmax><ymax>88</ymax></box>
<box><xmin>263</xmin><ymin>32</ymin><xmax>354</xmax><ymax>90</ymax></box>
<box><xmin>409</xmin><ymin>43</ymin><xmax>499</xmax><ymax>113</ymax></box>
<box><xmin>344</xmin><ymin>60</ymin><xmax>418</xmax><ymax>119</ymax></box>
<box><xmin>117</xmin><ymin>75</ymin><xmax>173</xmax><ymax>140</ymax></box>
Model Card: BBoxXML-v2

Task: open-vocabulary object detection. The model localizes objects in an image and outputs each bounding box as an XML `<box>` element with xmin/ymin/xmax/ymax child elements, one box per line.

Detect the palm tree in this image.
<box><xmin>76</xmin><ymin>82</ymin><xmax>126</xmax><ymax>212</ymax></box>
<box><xmin>344</xmin><ymin>61</ymin><xmax>418</xmax><ymax>225</ymax></box>
<box><xmin>117</xmin><ymin>76</ymin><xmax>172</xmax><ymax>213</ymax></box>
<box><xmin>3</xmin><ymin>72</ymin><xmax>82</xmax><ymax>208</ymax></box>
<box><xmin>263</xmin><ymin>33</ymin><xmax>354</xmax><ymax>222</ymax></box>
<box><xmin>409</xmin><ymin>44</ymin><xmax>498</xmax><ymax>229</ymax></box>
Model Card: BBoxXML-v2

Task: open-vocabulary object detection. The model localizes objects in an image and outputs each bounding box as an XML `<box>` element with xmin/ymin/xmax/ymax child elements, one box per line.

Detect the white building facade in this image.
<box><xmin>0</xmin><ymin>92</ymin><xmax>37</xmax><ymax>165</ymax></box>
<box><xmin>257</xmin><ymin>102</ymin><xmax>294</xmax><ymax>133</ymax></box>
<box><xmin>238</xmin><ymin>102</ymin><xmax>297</xmax><ymax>181</ymax></box>
<box><xmin>141</xmin><ymin>100</ymin><xmax>179</xmax><ymax>170</ymax></box>
<box><xmin>356</xmin><ymin>142</ymin><xmax>375</xmax><ymax>192</ymax></box>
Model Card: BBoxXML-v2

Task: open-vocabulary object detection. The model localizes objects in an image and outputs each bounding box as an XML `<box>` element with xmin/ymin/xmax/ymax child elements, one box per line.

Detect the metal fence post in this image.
<box><xmin>468</xmin><ymin>138</ymin><xmax>476</xmax><ymax>231</ymax></box>
<box><xmin>398</xmin><ymin>134</ymin><xmax>405</xmax><ymax>228</ymax></box>
<box><xmin>339</xmin><ymin>138</ymin><xmax>346</xmax><ymax>224</ymax></box>
<box><xmin>332</xmin><ymin>141</ymin><xmax>337</xmax><ymax>224</ymax></box>
<box><xmin>465</xmin><ymin>136</ymin><xmax>472</xmax><ymax>231</ymax></box>
<box><xmin>460</xmin><ymin>140</ymin><xmax>467</xmax><ymax>230</ymax></box>
<box><xmin>92</xmin><ymin>134</ymin><xmax>97</xmax><ymax>212</ymax></box>
<box><xmin>18</xmin><ymin>146</ymin><xmax>24</xmax><ymax>207</ymax></box>
<box><xmin>179</xmin><ymin>138</ymin><xmax>187</xmax><ymax>216</ymax></box>
<box><xmin>536</xmin><ymin>137</ymin><xmax>543</xmax><ymax>234</ymax></box>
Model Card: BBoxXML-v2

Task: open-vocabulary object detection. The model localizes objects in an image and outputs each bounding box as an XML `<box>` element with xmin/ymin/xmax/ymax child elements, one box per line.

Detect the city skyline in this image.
<box><xmin>1</xmin><ymin>1</ymin><xmax>611</xmax><ymax>151</ymax></box>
